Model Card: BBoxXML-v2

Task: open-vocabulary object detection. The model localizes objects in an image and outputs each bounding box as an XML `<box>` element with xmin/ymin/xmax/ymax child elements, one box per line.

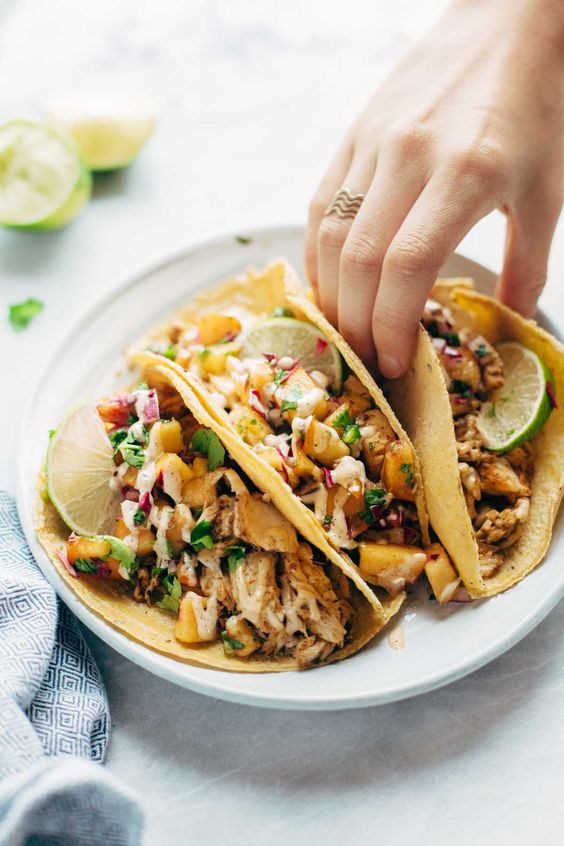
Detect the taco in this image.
<box><xmin>386</xmin><ymin>279</ymin><xmax>564</xmax><ymax>598</ymax></box>
<box><xmin>36</xmin><ymin>361</ymin><xmax>391</xmax><ymax>672</ymax></box>
<box><xmin>131</xmin><ymin>260</ymin><xmax>457</xmax><ymax>605</ymax></box>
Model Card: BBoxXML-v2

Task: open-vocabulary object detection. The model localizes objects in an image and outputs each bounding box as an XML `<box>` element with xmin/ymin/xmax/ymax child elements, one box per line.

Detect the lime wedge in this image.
<box><xmin>46</xmin><ymin>403</ymin><xmax>121</xmax><ymax>536</ymax></box>
<box><xmin>476</xmin><ymin>341</ymin><xmax>554</xmax><ymax>453</ymax></box>
<box><xmin>47</xmin><ymin>91</ymin><xmax>155</xmax><ymax>171</ymax></box>
<box><xmin>242</xmin><ymin>316</ymin><xmax>343</xmax><ymax>391</ymax></box>
<box><xmin>0</xmin><ymin>120</ymin><xmax>91</xmax><ymax>229</ymax></box>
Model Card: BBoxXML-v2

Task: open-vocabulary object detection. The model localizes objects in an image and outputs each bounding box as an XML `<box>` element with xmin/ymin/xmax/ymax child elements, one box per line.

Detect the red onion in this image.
<box><xmin>323</xmin><ymin>467</ymin><xmax>334</xmax><ymax>489</ymax></box>
<box><xmin>262</xmin><ymin>352</ymin><xmax>279</xmax><ymax>364</ymax></box>
<box><xmin>249</xmin><ymin>389</ymin><xmax>268</xmax><ymax>419</ymax></box>
<box><xmin>454</xmin><ymin>396</ymin><xmax>469</xmax><ymax>404</ymax></box>
<box><xmin>429</xmin><ymin>552</ymin><xmax>439</xmax><ymax>560</ymax></box>
<box><xmin>345</xmin><ymin>515</ymin><xmax>353</xmax><ymax>538</ymax></box>
<box><xmin>546</xmin><ymin>381</ymin><xmax>558</xmax><ymax>409</ymax></box>
<box><xmin>444</xmin><ymin>346</ymin><xmax>463</xmax><ymax>360</ymax></box>
<box><xmin>431</xmin><ymin>338</ymin><xmax>446</xmax><ymax>355</ymax></box>
<box><xmin>56</xmin><ymin>548</ymin><xmax>76</xmax><ymax>577</ymax></box>
<box><xmin>91</xmin><ymin>559</ymin><xmax>112</xmax><ymax>578</ymax></box>
<box><xmin>315</xmin><ymin>338</ymin><xmax>328</xmax><ymax>356</ymax></box>
<box><xmin>450</xmin><ymin>586</ymin><xmax>473</xmax><ymax>603</ymax></box>
<box><xmin>122</xmin><ymin>485</ymin><xmax>139</xmax><ymax>501</ymax></box>
<box><xmin>369</xmin><ymin>505</ymin><xmax>383</xmax><ymax>521</ymax></box>
<box><xmin>275</xmin><ymin>445</ymin><xmax>290</xmax><ymax>463</ymax></box>
<box><xmin>279</xmin><ymin>463</ymin><xmax>289</xmax><ymax>484</ymax></box>
<box><xmin>139</xmin><ymin>389</ymin><xmax>160</xmax><ymax>425</ymax></box>
<box><xmin>139</xmin><ymin>491</ymin><xmax>152</xmax><ymax>517</ymax></box>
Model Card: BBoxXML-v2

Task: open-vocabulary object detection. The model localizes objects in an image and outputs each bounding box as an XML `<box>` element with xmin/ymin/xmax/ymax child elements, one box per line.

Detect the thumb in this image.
<box><xmin>496</xmin><ymin>200</ymin><xmax>561</xmax><ymax>317</ymax></box>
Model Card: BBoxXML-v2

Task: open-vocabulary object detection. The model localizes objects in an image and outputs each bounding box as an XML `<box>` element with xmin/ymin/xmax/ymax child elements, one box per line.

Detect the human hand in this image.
<box><xmin>305</xmin><ymin>0</ymin><xmax>564</xmax><ymax>377</ymax></box>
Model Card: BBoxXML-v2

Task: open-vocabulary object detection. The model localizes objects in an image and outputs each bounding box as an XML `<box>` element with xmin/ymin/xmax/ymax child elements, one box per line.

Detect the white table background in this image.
<box><xmin>1</xmin><ymin>1</ymin><xmax>562</xmax><ymax>843</ymax></box>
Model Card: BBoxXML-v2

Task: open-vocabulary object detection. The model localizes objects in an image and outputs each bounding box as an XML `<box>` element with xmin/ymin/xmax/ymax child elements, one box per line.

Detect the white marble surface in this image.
<box><xmin>0</xmin><ymin>1</ymin><xmax>562</xmax><ymax>843</ymax></box>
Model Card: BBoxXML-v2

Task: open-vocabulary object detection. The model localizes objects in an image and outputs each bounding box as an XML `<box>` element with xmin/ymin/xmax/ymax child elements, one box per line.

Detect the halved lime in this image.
<box><xmin>0</xmin><ymin>120</ymin><xmax>92</xmax><ymax>229</ymax></box>
<box><xmin>46</xmin><ymin>403</ymin><xmax>121</xmax><ymax>536</ymax></box>
<box><xmin>476</xmin><ymin>341</ymin><xmax>554</xmax><ymax>453</ymax></box>
<box><xmin>47</xmin><ymin>91</ymin><xmax>155</xmax><ymax>171</ymax></box>
<box><xmin>242</xmin><ymin>316</ymin><xmax>343</xmax><ymax>391</ymax></box>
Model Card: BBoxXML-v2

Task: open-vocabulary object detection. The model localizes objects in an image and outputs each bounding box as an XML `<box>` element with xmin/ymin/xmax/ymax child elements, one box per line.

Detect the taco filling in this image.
<box><xmin>57</xmin><ymin>376</ymin><xmax>354</xmax><ymax>667</ymax></box>
<box><xmin>422</xmin><ymin>297</ymin><xmax>538</xmax><ymax>578</ymax></box>
<box><xmin>147</xmin><ymin>307</ymin><xmax>440</xmax><ymax>598</ymax></box>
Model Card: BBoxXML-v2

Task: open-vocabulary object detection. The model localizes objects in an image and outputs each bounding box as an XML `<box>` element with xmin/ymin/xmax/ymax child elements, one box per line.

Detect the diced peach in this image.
<box><xmin>303</xmin><ymin>419</ymin><xmax>349</xmax><ymax>467</ymax></box>
<box><xmin>159</xmin><ymin>419</ymin><xmax>184</xmax><ymax>454</ymax></box>
<box><xmin>246</xmin><ymin>361</ymin><xmax>275</xmax><ymax>399</ymax></box>
<box><xmin>196</xmin><ymin>313</ymin><xmax>241</xmax><ymax>346</ymax></box>
<box><xmin>358</xmin><ymin>542</ymin><xmax>427</xmax><ymax>594</ymax></box>
<box><xmin>114</xmin><ymin>518</ymin><xmax>155</xmax><ymax>556</ymax></box>
<box><xmin>229</xmin><ymin>405</ymin><xmax>273</xmax><ymax>446</ymax></box>
<box><xmin>96</xmin><ymin>399</ymin><xmax>130</xmax><ymax>428</ymax></box>
<box><xmin>182</xmin><ymin>476</ymin><xmax>216</xmax><ymax>509</ymax></box>
<box><xmin>424</xmin><ymin>544</ymin><xmax>460</xmax><ymax>603</ymax></box>
<box><xmin>274</xmin><ymin>368</ymin><xmax>328</xmax><ymax>421</ymax></box>
<box><xmin>359</xmin><ymin>409</ymin><xmax>396</xmax><ymax>481</ymax></box>
<box><xmin>67</xmin><ymin>536</ymin><xmax>111</xmax><ymax>564</ymax></box>
<box><xmin>342</xmin><ymin>375</ymin><xmax>372</xmax><ymax>415</ymax></box>
<box><xmin>175</xmin><ymin>593</ymin><xmax>212</xmax><ymax>643</ymax></box>
<box><xmin>323</xmin><ymin>402</ymin><xmax>354</xmax><ymax>433</ymax></box>
<box><xmin>191</xmin><ymin>456</ymin><xmax>209</xmax><ymax>477</ymax></box>
<box><xmin>121</xmin><ymin>465</ymin><xmax>138</xmax><ymax>487</ymax></box>
<box><xmin>155</xmin><ymin>453</ymin><xmax>193</xmax><ymax>501</ymax></box>
<box><xmin>288</xmin><ymin>443</ymin><xmax>322</xmax><ymax>485</ymax></box>
<box><xmin>224</xmin><ymin>616</ymin><xmax>259</xmax><ymax>657</ymax></box>
<box><xmin>381</xmin><ymin>440</ymin><xmax>417</xmax><ymax>502</ymax></box>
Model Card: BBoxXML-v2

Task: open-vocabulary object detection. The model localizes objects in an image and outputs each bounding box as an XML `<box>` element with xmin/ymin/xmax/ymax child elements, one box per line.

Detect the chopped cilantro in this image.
<box><xmin>191</xmin><ymin>428</ymin><xmax>225</xmax><ymax>471</ymax></box>
<box><xmin>281</xmin><ymin>400</ymin><xmax>298</xmax><ymax>412</ymax></box>
<box><xmin>74</xmin><ymin>558</ymin><xmax>98</xmax><ymax>574</ymax></box>
<box><xmin>199</xmin><ymin>349</ymin><xmax>211</xmax><ymax>362</ymax></box>
<box><xmin>400</xmin><ymin>463</ymin><xmax>415</xmax><ymax>488</ymax></box>
<box><xmin>440</xmin><ymin>331</ymin><xmax>460</xmax><ymax>346</ymax></box>
<box><xmin>249</xmin><ymin>418</ymin><xmax>258</xmax><ymax>425</ymax></box>
<box><xmin>271</xmin><ymin>306</ymin><xmax>294</xmax><ymax>318</ymax></box>
<box><xmin>449</xmin><ymin>380</ymin><xmax>471</xmax><ymax>398</ymax></box>
<box><xmin>9</xmin><ymin>298</ymin><xmax>44</xmax><ymax>331</ymax></box>
<box><xmin>235</xmin><ymin>234</ymin><xmax>252</xmax><ymax>245</ymax></box>
<box><xmin>342</xmin><ymin>423</ymin><xmax>361</xmax><ymax>445</ymax></box>
<box><xmin>332</xmin><ymin>407</ymin><xmax>354</xmax><ymax>430</ymax></box>
<box><xmin>221</xmin><ymin>631</ymin><xmax>245</xmax><ymax>653</ymax></box>
<box><xmin>133</xmin><ymin>382</ymin><xmax>149</xmax><ymax>391</ymax></box>
<box><xmin>365</xmin><ymin>488</ymin><xmax>387</xmax><ymax>508</ymax></box>
<box><xmin>119</xmin><ymin>429</ymin><xmax>147</xmax><ymax>467</ymax></box>
<box><xmin>323</xmin><ymin>514</ymin><xmax>334</xmax><ymax>527</ymax></box>
<box><xmin>133</xmin><ymin>508</ymin><xmax>147</xmax><ymax>526</ymax></box>
<box><xmin>474</xmin><ymin>342</ymin><xmax>488</xmax><ymax>358</ymax></box>
<box><xmin>156</xmin><ymin>574</ymin><xmax>181</xmax><ymax>613</ymax></box>
<box><xmin>362</xmin><ymin>488</ymin><xmax>388</xmax><ymax>523</ymax></box>
<box><xmin>226</xmin><ymin>544</ymin><xmax>246</xmax><ymax>572</ymax></box>
<box><xmin>273</xmin><ymin>369</ymin><xmax>286</xmax><ymax>386</ymax></box>
<box><xmin>488</xmin><ymin>403</ymin><xmax>497</xmax><ymax>418</ymax></box>
<box><xmin>99</xmin><ymin>535</ymin><xmax>137</xmax><ymax>573</ymax></box>
<box><xmin>190</xmin><ymin>519</ymin><xmax>214</xmax><ymax>552</ymax></box>
<box><xmin>108</xmin><ymin>428</ymin><xmax>128</xmax><ymax>455</ymax></box>
<box><xmin>164</xmin><ymin>344</ymin><xmax>176</xmax><ymax>361</ymax></box>
<box><xmin>128</xmin><ymin>412</ymin><xmax>138</xmax><ymax>426</ymax></box>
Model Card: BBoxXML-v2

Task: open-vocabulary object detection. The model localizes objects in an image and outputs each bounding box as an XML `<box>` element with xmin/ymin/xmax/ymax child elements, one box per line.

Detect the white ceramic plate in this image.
<box><xmin>16</xmin><ymin>225</ymin><xmax>564</xmax><ymax>710</ymax></box>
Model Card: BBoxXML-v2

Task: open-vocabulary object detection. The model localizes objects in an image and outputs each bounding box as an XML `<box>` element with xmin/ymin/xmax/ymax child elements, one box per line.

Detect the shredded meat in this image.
<box><xmin>133</xmin><ymin>566</ymin><xmax>162</xmax><ymax>603</ymax></box>
<box><xmin>230</xmin><ymin>551</ymin><xmax>285</xmax><ymax>633</ymax></box>
<box><xmin>213</xmin><ymin>495</ymin><xmax>235</xmax><ymax>541</ymax></box>
<box><xmin>474</xmin><ymin>497</ymin><xmax>530</xmax><ymax>545</ymax></box>
<box><xmin>478</xmin><ymin>457</ymin><xmax>531</xmax><ymax>502</ymax></box>
<box><xmin>480</xmin><ymin>347</ymin><xmax>504</xmax><ymax>391</ymax></box>
<box><xmin>233</xmin><ymin>493</ymin><xmax>298</xmax><ymax>552</ymax></box>
<box><xmin>459</xmin><ymin>462</ymin><xmax>481</xmax><ymax>500</ymax></box>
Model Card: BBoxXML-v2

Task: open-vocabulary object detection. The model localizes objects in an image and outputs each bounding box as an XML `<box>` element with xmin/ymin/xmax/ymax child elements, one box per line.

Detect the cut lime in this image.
<box><xmin>242</xmin><ymin>316</ymin><xmax>343</xmax><ymax>391</ymax></box>
<box><xmin>47</xmin><ymin>91</ymin><xmax>155</xmax><ymax>171</ymax></box>
<box><xmin>476</xmin><ymin>341</ymin><xmax>554</xmax><ymax>453</ymax></box>
<box><xmin>0</xmin><ymin>120</ymin><xmax>91</xmax><ymax>229</ymax></box>
<box><xmin>46</xmin><ymin>403</ymin><xmax>121</xmax><ymax>536</ymax></box>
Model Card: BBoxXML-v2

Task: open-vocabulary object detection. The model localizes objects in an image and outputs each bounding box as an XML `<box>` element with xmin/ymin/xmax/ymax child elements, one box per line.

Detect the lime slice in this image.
<box><xmin>242</xmin><ymin>316</ymin><xmax>343</xmax><ymax>391</ymax></box>
<box><xmin>0</xmin><ymin>120</ymin><xmax>92</xmax><ymax>229</ymax></box>
<box><xmin>47</xmin><ymin>403</ymin><xmax>121</xmax><ymax>536</ymax></box>
<box><xmin>47</xmin><ymin>91</ymin><xmax>155</xmax><ymax>171</ymax></box>
<box><xmin>476</xmin><ymin>341</ymin><xmax>554</xmax><ymax>453</ymax></box>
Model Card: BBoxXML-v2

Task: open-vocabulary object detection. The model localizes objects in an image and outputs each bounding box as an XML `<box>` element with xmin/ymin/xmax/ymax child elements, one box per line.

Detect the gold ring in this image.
<box><xmin>325</xmin><ymin>187</ymin><xmax>365</xmax><ymax>220</ymax></box>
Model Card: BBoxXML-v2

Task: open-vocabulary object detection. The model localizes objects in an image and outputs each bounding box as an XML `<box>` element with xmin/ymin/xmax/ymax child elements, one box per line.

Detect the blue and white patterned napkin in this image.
<box><xmin>0</xmin><ymin>492</ymin><xmax>144</xmax><ymax>845</ymax></box>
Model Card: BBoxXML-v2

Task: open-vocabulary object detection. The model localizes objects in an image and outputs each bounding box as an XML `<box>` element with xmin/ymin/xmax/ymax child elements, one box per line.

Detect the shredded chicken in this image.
<box><xmin>474</xmin><ymin>497</ymin><xmax>530</xmax><ymax>544</ymax></box>
<box><xmin>229</xmin><ymin>551</ymin><xmax>285</xmax><ymax>633</ymax></box>
<box><xmin>133</xmin><ymin>565</ymin><xmax>162</xmax><ymax>603</ymax></box>
<box><xmin>459</xmin><ymin>462</ymin><xmax>481</xmax><ymax>499</ymax></box>
<box><xmin>478</xmin><ymin>457</ymin><xmax>531</xmax><ymax>502</ymax></box>
<box><xmin>233</xmin><ymin>493</ymin><xmax>298</xmax><ymax>552</ymax></box>
<box><xmin>480</xmin><ymin>347</ymin><xmax>504</xmax><ymax>390</ymax></box>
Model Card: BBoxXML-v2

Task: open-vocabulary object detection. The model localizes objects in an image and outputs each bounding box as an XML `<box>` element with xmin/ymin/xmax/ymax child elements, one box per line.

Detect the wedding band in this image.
<box><xmin>325</xmin><ymin>187</ymin><xmax>365</xmax><ymax>220</ymax></box>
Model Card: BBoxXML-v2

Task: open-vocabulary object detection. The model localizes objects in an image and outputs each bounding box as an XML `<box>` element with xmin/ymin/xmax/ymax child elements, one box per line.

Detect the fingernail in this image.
<box><xmin>378</xmin><ymin>352</ymin><xmax>403</xmax><ymax>378</ymax></box>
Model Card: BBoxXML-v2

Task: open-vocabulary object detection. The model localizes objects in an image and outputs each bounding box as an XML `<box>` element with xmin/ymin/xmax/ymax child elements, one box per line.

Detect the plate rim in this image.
<box><xmin>15</xmin><ymin>223</ymin><xmax>564</xmax><ymax>710</ymax></box>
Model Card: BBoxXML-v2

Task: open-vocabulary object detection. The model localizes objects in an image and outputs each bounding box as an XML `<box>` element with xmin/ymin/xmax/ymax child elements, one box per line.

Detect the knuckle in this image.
<box><xmin>373</xmin><ymin>303</ymin><xmax>411</xmax><ymax>338</ymax></box>
<box><xmin>318</xmin><ymin>216</ymin><xmax>348</xmax><ymax>251</ymax></box>
<box><xmin>384</xmin><ymin>120</ymin><xmax>432</xmax><ymax>158</ymax></box>
<box><xmin>450</xmin><ymin>142</ymin><xmax>507</xmax><ymax>189</ymax></box>
<box><xmin>341</xmin><ymin>234</ymin><xmax>382</xmax><ymax>276</ymax></box>
<box><xmin>386</xmin><ymin>232</ymin><xmax>438</xmax><ymax>278</ymax></box>
<box><xmin>308</xmin><ymin>195</ymin><xmax>329</xmax><ymax>224</ymax></box>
